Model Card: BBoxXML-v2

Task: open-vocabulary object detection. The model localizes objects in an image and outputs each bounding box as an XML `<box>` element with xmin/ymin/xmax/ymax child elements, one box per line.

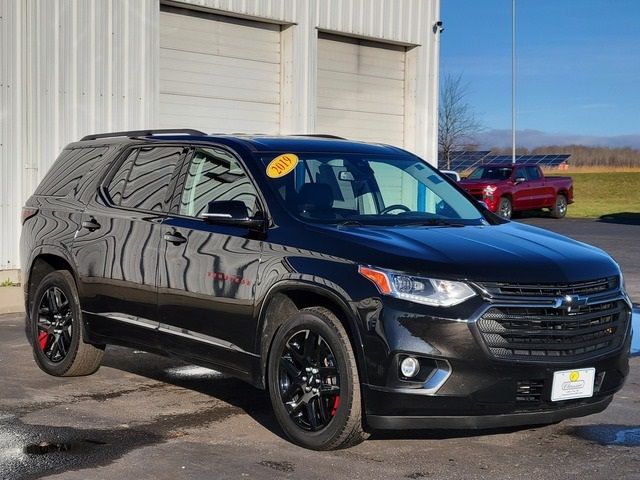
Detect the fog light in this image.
<box><xmin>400</xmin><ymin>357</ymin><xmax>420</xmax><ymax>378</ymax></box>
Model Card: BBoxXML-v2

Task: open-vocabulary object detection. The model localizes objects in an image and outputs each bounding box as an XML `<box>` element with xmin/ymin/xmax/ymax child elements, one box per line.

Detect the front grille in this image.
<box><xmin>482</xmin><ymin>277</ymin><xmax>618</xmax><ymax>297</ymax></box>
<box><xmin>477</xmin><ymin>300</ymin><xmax>629</xmax><ymax>361</ymax></box>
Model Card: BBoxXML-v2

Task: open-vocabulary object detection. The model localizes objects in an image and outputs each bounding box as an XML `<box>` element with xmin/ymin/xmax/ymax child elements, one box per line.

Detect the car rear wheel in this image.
<box><xmin>30</xmin><ymin>270</ymin><xmax>104</xmax><ymax>377</ymax></box>
<box><xmin>498</xmin><ymin>196</ymin><xmax>512</xmax><ymax>219</ymax></box>
<box><xmin>267</xmin><ymin>307</ymin><xmax>368</xmax><ymax>450</ymax></box>
<box><xmin>551</xmin><ymin>194</ymin><xmax>567</xmax><ymax>219</ymax></box>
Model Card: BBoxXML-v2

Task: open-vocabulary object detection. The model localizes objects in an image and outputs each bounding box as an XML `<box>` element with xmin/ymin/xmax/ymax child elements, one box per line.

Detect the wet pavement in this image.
<box><xmin>0</xmin><ymin>312</ymin><xmax>638</xmax><ymax>480</ymax></box>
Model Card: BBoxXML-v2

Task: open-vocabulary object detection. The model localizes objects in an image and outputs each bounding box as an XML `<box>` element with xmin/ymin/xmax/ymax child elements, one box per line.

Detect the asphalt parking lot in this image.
<box><xmin>1</xmin><ymin>218</ymin><xmax>638</xmax><ymax>480</ymax></box>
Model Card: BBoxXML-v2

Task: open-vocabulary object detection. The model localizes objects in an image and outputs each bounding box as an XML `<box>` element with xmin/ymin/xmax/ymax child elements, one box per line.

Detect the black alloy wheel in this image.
<box><xmin>278</xmin><ymin>329</ymin><xmax>341</xmax><ymax>431</ymax></box>
<box><xmin>36</xmin><ymin>286</ymin><xmax>73</xmax><ymax>362</ymax></box>
<box><xmin>30</xmin><ymin>270</ymin><xmax>104</xmax><ymax>377</ymax></box>
<box><xmin>268</xmin><ymin>307</ymin><xmax>368</xmax><ymax>450</ymax></box>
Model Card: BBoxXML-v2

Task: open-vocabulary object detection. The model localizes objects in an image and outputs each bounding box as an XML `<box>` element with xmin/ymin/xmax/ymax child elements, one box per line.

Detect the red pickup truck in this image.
<box><xmin>459</xmin><ymin>164</ymin><xmax>573</xmax><ymax>219</ymax></box>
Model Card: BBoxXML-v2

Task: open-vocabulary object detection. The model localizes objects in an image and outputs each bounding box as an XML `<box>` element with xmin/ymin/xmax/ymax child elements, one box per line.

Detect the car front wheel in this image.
<box><xmin>267</xmin><ymin>306</ymin><xmax>368</xmax><ymax>450</ymax></box>
<box><xmin>551</xmin><ymin>194</ymin><xmax>568</xmax><ymax>218</ymax></box>
<box><xmin>498</xmin><ymin>196</ymin><xmax>513</xmax><ymax>219</ymax></box>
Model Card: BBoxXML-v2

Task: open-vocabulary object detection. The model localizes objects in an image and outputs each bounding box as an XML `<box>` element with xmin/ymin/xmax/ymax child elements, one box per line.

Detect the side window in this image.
<box><xmin>179</xmin><ymin>147</ymin><xmax>259</xmax><ymax>218</ymax></box>
<box><xmin>107</xmin><ymin>150</ymin><xmax>137</xmax><ymax>205</ymax></box>
<box><xmin>35</xmin><ymin>147</ymin><xmax>108</xmax><ymax>197</ymax></box>
<box><xmin>107</xmin><ymin>146</ymin><xmax>184</xmax><ymax>211</ymax></box>
<box><xmin>514</xmin><ymin>167</ymin><xmax>528</xmax><ymax>181</ymax></box>
<box><xmin>526</xmin><ymin>166</ymin><xmax>541</xmax><ymax>180</ymax></box>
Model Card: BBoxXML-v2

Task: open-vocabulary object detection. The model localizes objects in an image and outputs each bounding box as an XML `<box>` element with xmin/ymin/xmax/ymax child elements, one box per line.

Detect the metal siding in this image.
<box><xmin>1</xmin><ymin>0</ymin><xmax>439</xmax><ymax>272</ymax></box>
<box><xmin>167</xmin><ymin>0</ymin><xmax>297</xmax><ymax>24</ymax></box>
<box><xmin>0</xmin><ymin>0</ymin><xmax>157</xmax><ymax>271</ymax></box>
<box><xmin>0</xmin><ymin>0</ymin><xmax>24</xmax><ymax>272</ymax></box>
<box><xmin>174</xmin><ymin>0</ymin><xmax>425</xmax><ymax>45</ymax></box>
<box><xmin>317</xmin><ymin>34</ymin><xmax>405</xmax><ymax>146</ymax></box>
<box><xmin>316</xmin><ymin>0</ymin><xmax>423</xmax><ymax>45</ymax></box>
<box><xmin>159</xmin><ymin>9</ymin><xmax>281</xmax><ymax>134</ymax></box>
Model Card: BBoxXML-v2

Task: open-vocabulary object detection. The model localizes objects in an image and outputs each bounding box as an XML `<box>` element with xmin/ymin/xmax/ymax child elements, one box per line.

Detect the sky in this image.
<box><xmin>439</xmin><ymin>0</ymin><xmax>640</xmax><ymax>149</ymax></box>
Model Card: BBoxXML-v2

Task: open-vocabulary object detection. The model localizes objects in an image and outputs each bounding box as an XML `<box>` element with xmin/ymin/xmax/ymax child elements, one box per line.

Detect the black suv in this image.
<box><xmin>21</xmin><ymin>130</ymin><xmax>632</xmax><ymax>450</ymax></box>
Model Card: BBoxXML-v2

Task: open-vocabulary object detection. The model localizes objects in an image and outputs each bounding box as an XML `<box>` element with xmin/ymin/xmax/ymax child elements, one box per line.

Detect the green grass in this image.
<box><xmin>0</xmin><ymin>279</ymin><xmax>16</xmax><ymax>287</ymax></box>
<box><xmin>548</xmin><ymin>171</ymin><xmax>640</xmax><ymax>219</ymax></box>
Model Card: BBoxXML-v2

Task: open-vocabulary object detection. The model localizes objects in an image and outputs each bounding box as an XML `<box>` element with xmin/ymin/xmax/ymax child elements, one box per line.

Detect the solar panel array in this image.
<box><xmin>438</xmin><ymin>151</ymin><xmax>570</xmax><ymax>172</ymax></box>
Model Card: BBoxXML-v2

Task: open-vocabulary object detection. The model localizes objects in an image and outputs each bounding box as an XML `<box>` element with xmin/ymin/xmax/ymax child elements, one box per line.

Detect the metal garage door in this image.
<box><xmin>159</xmin><ymin>7</ymin><xmax>281</xmax><ymax>134</ymax></box>
<box><xmin>317</xmin><ymin>33</ymin><xmax>406</xmax><ymax>146</ymax></box>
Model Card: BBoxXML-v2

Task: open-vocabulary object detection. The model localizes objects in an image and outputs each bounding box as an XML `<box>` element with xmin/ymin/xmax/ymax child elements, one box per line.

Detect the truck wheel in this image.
<box><xmin>30</xmin><ymin>270</ymin><xmax>104</xmax><ymax>377</ymax></box>
<box><xmin>267</xmin><ymin>307</ymin><xmax>368</xmax><ymax>450</ymax></box>
<box><xmin>498</xmin><ymin>197</ymin><xmax>512</xmax><ymax>219</ymax></box>
<box><xmin>551</xmin><ymin>194</ymin><xmax>567</xmax><ymax>219</ymax></box>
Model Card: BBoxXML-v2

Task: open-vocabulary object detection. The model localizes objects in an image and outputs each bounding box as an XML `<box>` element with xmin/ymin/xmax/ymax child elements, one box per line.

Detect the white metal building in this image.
<box><xmin>0</xmin><ymin>0</ymin><xmax>441</xmax><ymax>278</ymax></box>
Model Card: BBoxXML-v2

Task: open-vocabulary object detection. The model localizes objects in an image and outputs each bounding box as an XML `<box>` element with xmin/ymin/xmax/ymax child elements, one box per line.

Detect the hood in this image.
<box><xmin>307</xmin><ymin>222</ymin><xmax>619</xmax><ymax>284</ymax></box>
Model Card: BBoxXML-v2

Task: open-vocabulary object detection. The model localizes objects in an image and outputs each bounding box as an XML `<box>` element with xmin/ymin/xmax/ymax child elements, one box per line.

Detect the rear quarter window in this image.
<box><xmin>34</xmin><ymin>147</ymin><xmax>108</xmax><ymax>197</ymax></box>
<box><xmin>107</xmin><ymin>146</ymin><xmax>185</xmax><ymax>212</ymax></box>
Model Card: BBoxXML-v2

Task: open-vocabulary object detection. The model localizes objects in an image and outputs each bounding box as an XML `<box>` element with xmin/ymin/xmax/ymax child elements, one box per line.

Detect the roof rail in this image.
<box><xmin>293</xmin><ymin>134</ymin><xmax>347</xmax><ymax>140</ymax></box>
<box><xmin>80</xmin><ymin>129</ymin><xmax>206</xmax><ymax>141</ymax></box>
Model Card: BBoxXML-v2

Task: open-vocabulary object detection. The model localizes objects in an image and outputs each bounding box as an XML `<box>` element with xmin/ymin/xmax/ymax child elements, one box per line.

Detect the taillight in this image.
<box><xmin>22</xmin><ymin>207</ymin><xmax>39</xmax><ymax>224</ymax></box>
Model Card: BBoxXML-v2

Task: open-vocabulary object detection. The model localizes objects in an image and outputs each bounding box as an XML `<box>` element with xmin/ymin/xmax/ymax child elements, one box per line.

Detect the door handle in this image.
<box><xmin>81</xmin><ymin>218</ymin><xmax>101</xmax><ymax>231</ymax></box>
<box><xmin>163</xmin><ymin>231</ymin><xmax>187</xmax><ymax>245</ymax></box>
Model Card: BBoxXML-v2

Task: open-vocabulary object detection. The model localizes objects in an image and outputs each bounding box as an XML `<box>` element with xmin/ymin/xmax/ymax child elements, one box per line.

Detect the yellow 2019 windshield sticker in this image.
<box><xmin>266</xmin><ymin>153</ymin><xmax>299</xmax><ymax>178</ymax></box>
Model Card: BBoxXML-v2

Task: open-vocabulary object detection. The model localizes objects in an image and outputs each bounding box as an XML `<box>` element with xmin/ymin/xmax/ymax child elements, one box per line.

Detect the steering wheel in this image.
<box><xmin>380</xmin><ymin>204</ymin><xmax>411</xmax><ymax>215</ymax></box>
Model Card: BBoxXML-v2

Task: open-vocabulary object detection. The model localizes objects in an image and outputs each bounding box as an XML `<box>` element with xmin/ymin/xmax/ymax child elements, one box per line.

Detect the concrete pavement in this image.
<box><xmin>0</xmin><ymin>287</ymin><xmax>23</xmax><ymax>315</ymax></box>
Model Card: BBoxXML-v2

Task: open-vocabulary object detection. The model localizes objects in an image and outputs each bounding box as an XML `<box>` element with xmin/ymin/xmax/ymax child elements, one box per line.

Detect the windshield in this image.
<box><xmin>259</xmin><ymin>153</ymin><xmax>487</xmax><ymax>226</ymax></box>
<box><xmin>467</xmin><ymin>166</ymin><xmax>513</xmax><ymax>180</ymax></box>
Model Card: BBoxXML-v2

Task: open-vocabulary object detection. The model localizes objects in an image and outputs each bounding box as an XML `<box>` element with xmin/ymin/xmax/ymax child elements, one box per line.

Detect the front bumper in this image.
<box><xmin>367</xmin><ymin>395</ymin><xmax>612</xmax><ymax>430</ymax></box>
<box><xmin>358</xmin><ymin>292</ymin><xmax>632</xmax><ymax>429</ymax></box>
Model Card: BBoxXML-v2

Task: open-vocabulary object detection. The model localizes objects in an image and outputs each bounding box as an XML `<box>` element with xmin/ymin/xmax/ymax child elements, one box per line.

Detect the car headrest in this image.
<box><xmin>297</xmin><ymin>183</ymin><xmax>334</xmax><ymax>210</ymax></box>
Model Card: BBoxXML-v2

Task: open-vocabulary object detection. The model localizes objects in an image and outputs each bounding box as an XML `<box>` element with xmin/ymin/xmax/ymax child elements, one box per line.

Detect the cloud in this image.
<box><xmin>476</xmin><ymin>129</ymin><xmax>640</xmax><ymax>149</ymax></box>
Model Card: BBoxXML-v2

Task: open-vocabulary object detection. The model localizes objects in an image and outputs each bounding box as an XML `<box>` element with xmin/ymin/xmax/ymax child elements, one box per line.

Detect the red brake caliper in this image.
<box><xmin>330</xmin><ymin>395</ymin><xmax>340</xmax><ymax>416</ymax></box>
<box><xmin>38</xmin><ymin>331</ymin><xmax>48</xmax><ymax>351</ymax></box>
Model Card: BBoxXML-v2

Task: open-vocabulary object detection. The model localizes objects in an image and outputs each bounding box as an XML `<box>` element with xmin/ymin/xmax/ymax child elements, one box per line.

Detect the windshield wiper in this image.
<box><xmin>337</xmin><ymin>220</ymin><xmax>364</xmax><ymax>227</ymax></box>
<box><xmin>397</xmin><ymin>219</ymin><xmax>466</xmax><ymax>228</ymax></box>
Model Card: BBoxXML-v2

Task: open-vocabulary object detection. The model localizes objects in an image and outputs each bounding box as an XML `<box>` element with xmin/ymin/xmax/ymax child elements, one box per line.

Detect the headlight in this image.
<box><xmin>358</xmin><ymin>266</ymin><xmax>477</xmax><ymax>307</ymax></box>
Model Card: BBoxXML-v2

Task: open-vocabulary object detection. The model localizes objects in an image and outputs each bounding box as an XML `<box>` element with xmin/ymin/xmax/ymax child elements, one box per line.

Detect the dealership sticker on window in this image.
<box><xmin>266</xmin><ymin>153</ymin><xmax>299</xmax><ymax>178</ymax></box>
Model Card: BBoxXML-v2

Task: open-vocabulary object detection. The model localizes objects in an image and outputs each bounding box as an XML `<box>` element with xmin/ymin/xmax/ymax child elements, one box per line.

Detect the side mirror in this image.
<box><xmin>514</xmin><ymin>176</ymin><xmax>526</xmax><ymax>184</ymax></box>
<box><xmin>202</xmin><ymin>200</ymin><xmax>265</xmax><ymax>229</ymax></box>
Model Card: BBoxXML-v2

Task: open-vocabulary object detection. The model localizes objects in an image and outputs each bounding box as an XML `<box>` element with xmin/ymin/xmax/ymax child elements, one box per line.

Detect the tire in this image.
<box><xmin>551</xmin><ymin>193</ymin><xmax>568</xmax><ymax>219</ymax></box>
<box><xmin>498</xmin><ymin>196</ymin><xmax>512</xmax><ymax>219</ymax></box>
<box><xmin>267</xmin><ymin>307</ymin><xmax>368</xmax><ymax>450</ymax></box>
<box><xmin>29</xmin><ymin>270</ymin><xmax>104</xmax><ymax>377</ymax></box>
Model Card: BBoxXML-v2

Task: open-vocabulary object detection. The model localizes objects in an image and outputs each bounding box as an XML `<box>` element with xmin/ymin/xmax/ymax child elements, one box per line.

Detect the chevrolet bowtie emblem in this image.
<box><xmin>554</xmin><ymin>294</ymin><xmax>588</xmax><ymax>311</ymax></box>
